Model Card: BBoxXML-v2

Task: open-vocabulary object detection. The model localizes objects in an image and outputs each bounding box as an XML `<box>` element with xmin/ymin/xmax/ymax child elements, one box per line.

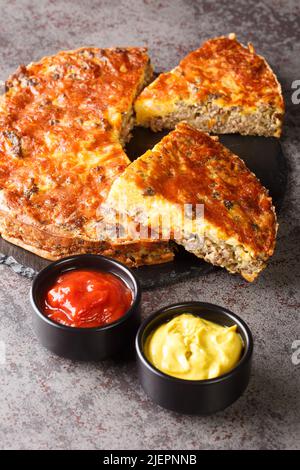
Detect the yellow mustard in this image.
<box><xmin>145</xmin><ymin>314</ymin><xmax>243</xmax><ymax>380</ymax></box>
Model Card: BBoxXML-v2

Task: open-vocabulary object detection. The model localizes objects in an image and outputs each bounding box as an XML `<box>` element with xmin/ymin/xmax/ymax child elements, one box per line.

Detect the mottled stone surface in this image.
<box><xmin>0</xmin><ymin>0</ymin><xmax>299</xmax><ymax>450</ymax></box>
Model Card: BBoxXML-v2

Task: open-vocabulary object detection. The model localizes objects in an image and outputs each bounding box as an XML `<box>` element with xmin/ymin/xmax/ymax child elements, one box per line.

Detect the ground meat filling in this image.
<box><xmin>120</xmin><ymin>61</ymin><xmax>153</xmax><ymax>145</ymax></box>
<box><xmin>146</xmin><ymin>98</ymin><xmax>283</xmax><ymax>137</ymax></box>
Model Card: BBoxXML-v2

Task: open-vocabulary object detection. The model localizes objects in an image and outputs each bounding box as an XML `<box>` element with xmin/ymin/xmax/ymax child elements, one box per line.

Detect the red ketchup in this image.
<box><xmin>42</xmin><ymin>270</ymin><xmax>132</xmax><ymax>328</ymax></box>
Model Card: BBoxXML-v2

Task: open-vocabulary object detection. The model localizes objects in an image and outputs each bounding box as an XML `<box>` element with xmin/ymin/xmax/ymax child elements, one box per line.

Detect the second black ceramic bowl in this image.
<box><xmin>136</xmin><ymin>302</ymin><xmax>253</xmax><ymax>415</ymax></box>
<box><xmin>30</xmin><ymin>255</ymin><xmax>141</xmax><ymax>360</ymax></box>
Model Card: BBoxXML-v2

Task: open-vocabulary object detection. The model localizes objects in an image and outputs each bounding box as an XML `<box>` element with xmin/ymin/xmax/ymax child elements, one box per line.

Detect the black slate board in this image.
<box><xmin>0</xmin><ymin>127</ymin><xmax>287</xmax><ymax>289</ymax></box>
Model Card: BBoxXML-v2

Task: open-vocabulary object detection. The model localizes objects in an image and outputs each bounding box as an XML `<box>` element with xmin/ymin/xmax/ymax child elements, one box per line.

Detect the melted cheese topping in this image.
<box><xmin>0</xmin><ymin>47</ymin><xmax>150</xmax><ymax>237</ymax></box>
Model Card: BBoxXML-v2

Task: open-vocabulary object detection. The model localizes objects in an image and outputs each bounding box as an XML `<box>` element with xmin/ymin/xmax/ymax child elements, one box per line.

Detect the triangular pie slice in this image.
<box><xmin>0</xmin><ymin>46</ymin><xmax>173</xmax><ymax>264</ymax></box>
<box><xmin>135</xmin><ymin>34</ymin><xmax>284</xmax><ymax>137</ymax></box>
<box><xmin>105</xmin><ymin>122</ymin><xmax>277</xmax><ymax>281</ymax></box>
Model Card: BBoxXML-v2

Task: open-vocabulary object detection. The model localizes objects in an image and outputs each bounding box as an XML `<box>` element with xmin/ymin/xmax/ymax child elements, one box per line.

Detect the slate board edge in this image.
<box><xmin>0</xmin><ymin>253</ymin><xmax>37</xmax><ymax>280</ymax></box>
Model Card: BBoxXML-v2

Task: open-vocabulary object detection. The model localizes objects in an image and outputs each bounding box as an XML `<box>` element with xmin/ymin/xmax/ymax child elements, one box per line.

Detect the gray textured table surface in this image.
<box><xmin>0</xmin><ymin>0</ymin><xmax>299</xmax><ymax>450</ymax></box>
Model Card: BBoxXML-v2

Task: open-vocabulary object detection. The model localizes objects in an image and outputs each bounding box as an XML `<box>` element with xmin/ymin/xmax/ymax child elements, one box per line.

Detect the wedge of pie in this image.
<box><xmin>135</xmin><ymin>34</ymin><xmax>284</xmax><ymax>137</ymax></box>
<box><xmin>105</xmin><ymin>122</ymin><xmax>277</xmax><ymax>281</ymax></box>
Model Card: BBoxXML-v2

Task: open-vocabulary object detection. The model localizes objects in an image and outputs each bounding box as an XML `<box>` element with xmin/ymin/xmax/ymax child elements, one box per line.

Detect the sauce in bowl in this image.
<box><xmin>42</xmin><ymin>269</ymin><xmax>132</xmax><ymax>328</ymax></box>
<box><xmin>145</xmin><ymin>313</ymin><xmax>243</xmax><ymax>380</ymax></box>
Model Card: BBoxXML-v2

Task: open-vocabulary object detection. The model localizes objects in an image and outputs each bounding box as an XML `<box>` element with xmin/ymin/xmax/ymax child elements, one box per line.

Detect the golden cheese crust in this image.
<box><xmin>0</xmin><ymin>47</ymin><xmax>155</xmax><ymax>260</ymax></box>
<box><xmin>106</xmin><ymin>122</ymin><xmax>277</xmax><ymax>280</ymax></box>
<box><xmin>135</xmin><ymin>35</ymin><xmax>284</xmax><ymax>136</ymax></box>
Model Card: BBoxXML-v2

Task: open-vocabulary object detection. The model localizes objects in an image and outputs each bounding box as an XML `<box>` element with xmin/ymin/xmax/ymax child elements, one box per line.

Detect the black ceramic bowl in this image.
<box><xmin>136</xmin><ymin>302</ymin><xmax>253</xmax><ymax>415</ymax></box>
<box><xmin>30</xmin><ymin>254</ymin><xmax>141</xmax><ymax>360</ymax></box>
